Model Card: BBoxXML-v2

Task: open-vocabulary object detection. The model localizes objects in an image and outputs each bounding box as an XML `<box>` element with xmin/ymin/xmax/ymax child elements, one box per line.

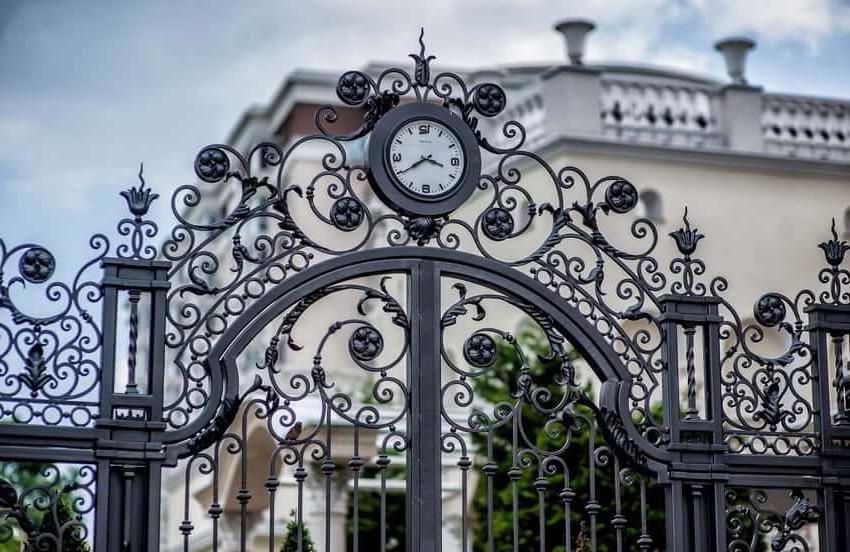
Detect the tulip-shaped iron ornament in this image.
<box><xmin>120</xmin><ymin>163</ymin><xmax>159</xmax><ymax>220</ymax></box>
<box><xmin>818</xmin><ymin>218</ymin><xmax>850</xmax><ymax>304</ymax></box>
<box><xmin>669</xmin><ymin>207</ymin><xmax>706</xmax><ymax>295</ymax></box>
<box><xmin>117</xmin><ymin>163</ymin><xmax>160</xmax><ymax>260</ymax></box>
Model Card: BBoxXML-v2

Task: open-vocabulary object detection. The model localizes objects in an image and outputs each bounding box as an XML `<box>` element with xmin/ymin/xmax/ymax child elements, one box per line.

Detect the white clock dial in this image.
<box><xmin>387</xmin><ymin>119</ymin><xmax>465</xmax><ymax>197</ymax></box>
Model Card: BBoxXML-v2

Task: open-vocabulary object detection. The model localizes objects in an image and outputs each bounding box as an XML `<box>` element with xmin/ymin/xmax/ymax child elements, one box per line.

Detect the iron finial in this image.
<box><xmin>410</xmin><ymin>27</ymin><xmax>435</xmax><ymax>87</ymax></box>
<box><xmin>120</xmin><ymin>162</ymin><xmax>159</xmax><ymax>220</ymax></box>
<box><xmin>818</xmin><ymin>217</ymin><xmax>849</xmax><ymax>268</ymax></box>
<box><xmin>669</xmin><ymin>206</ymin><xmax>704</xmax><ymax>258</ymax></box>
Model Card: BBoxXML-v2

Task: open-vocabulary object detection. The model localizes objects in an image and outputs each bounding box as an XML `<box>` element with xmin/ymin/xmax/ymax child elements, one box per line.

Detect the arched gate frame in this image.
<box><xmin>1</xmin><ymin>35</ymin><xmax>848</xmax><ymax>552</ymax></box>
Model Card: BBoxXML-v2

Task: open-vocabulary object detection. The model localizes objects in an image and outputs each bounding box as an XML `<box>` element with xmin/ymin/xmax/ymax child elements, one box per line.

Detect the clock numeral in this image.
<box><xmin>392</xmin><ymin>153</ymin><xmax>402</xmax><ymax>162</ymax></box>
<box><xmin>422</xmin><ymin>184</ymin><xmax>430</xmax><ymax>194</ymax></box>
<box><xmin>418</xmin><ymin>124</ymin><xmax>430</xmax><ymax>135</ymax></box>
<box><xmin>451</xmin><ymin>157</ymin><xmax>460</xmax><ymax>166</ymax></box>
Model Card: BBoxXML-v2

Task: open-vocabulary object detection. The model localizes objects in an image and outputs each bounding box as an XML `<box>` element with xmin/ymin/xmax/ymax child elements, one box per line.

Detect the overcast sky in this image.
<box><xmin>1</xmin><ymin>0</ymin><xmax>849</xmax><ymax>282</ymax></box>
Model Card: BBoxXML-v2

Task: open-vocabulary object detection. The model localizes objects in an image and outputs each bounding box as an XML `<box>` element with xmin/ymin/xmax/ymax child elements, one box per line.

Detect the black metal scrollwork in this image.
<box><xmin>726</xmin><ymin>488</ymin><xmax>820</xmax><ymax>552</ymax></box>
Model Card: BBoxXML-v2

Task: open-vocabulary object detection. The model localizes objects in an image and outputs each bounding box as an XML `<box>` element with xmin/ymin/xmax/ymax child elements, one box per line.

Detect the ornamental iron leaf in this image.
<box><xmin>20</xmin><ymin>342</ymin><xmax>52</xmax><ymax>398</ymax></box>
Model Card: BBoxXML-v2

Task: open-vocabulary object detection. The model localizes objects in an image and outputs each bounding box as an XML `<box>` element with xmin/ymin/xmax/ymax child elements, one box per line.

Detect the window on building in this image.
<box><xmin>638</xmin><ymin>189</ymin><xmax>663</xmax><ymax>222</ymax></box>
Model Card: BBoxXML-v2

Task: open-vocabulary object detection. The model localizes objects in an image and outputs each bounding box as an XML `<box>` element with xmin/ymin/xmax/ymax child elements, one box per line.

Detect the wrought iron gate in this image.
<box><xmin>1</xmin><ymin>33</ymin><xmax>848</xmax><ymax>552</ymax></box>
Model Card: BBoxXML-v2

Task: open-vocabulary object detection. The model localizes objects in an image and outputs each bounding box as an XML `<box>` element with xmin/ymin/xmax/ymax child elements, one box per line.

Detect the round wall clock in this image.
<box><xmin>367</xmin><ymin>102</ymin><xmax>482</xmax><ymax>216</ymax></box>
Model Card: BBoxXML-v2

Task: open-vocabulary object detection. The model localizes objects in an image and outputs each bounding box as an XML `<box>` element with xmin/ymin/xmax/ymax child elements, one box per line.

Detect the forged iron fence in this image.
<box><xmin>1</xmin><ymin>32</ymin><xmax>848</xmax><ymax>552</ymax></box>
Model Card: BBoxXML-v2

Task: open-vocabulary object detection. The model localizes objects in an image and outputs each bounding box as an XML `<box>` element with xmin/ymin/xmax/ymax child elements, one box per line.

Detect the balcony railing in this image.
<box><xmin>600</xmin><ymin>76</ymin><xmax>724</xmax><ymax>149</ymax></box>
<box><xmin>762</xmin><ymin>93</ymin><xmax>850</xmax><ymax>162</ymax></box>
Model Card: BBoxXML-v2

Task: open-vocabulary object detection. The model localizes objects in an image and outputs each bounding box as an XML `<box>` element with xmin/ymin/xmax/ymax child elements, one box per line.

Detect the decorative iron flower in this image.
<box><xmin>754</xmin><ymin>294</ymin><xmax>786</xmax><ymax>327</ymax></box>
<box><xmin>406</xmin><ymin>216</ymin><xmax>443</xmax><ymax>246</ymax></box>
<box><xmin>19</xmin><ymin>247</ymin><xmax>55</xmax><ymax>283</ymax></box>
<box><xmin>473</xmin><ymin>83</ymin><xmax>507</xmax><ymax>117</ymax></box>
<box><xmin>669</xmin><ymin>207</ymin><xmax>704</xmax><ymax>257</ymax></box>
<box><xmin>482</xmin><ymin>207</ymin><xmax>515</xmax><ymax>240</ymax></box>
<box><xmin>818</xmin><ymin>218</ymin><xmax>850</xmax><ymax>267</ymax></box>
<box><xmin>463</xmin><ymin>333</ymin><xmax>496</xmax><ymax>367</ymax></box>
<box><xmin>604</xmin><ymin>180</ymin><xmax>638</xmax><ymax>214</ymax></box>
<box><xmin>330</xmin><ymin>197</ymin><xmax>365</xmax><ymax>231</ymax></box>
<box><xmin>349</xmin><ymin>326</ymin><xmax>383</xmax><ymax>361</ymax></box>
<box><xmin>337</xmin><ymin>71</ymin><xmax>370</xmax><ymax>105</ymax></box>
<box><xmin>120</xmin><ymin>164</ymin><xmax>159</xmax><ymax>219</ymax></box>
<box><xmin>195</xmin><ymin>147</ymin><xmax>230</xmax><ymax>182</ymax></box>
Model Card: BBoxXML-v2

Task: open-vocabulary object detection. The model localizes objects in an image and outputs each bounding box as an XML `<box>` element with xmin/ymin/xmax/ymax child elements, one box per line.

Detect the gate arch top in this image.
<box><xmin>169</xmin><ymin>247</ymin><xmax>654</xmax><ymax>463</ymax></box>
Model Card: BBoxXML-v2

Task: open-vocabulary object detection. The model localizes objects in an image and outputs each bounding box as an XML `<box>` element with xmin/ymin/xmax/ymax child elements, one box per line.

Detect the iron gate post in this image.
<box><xmin>659</xmin><ymin>295</ymin><xmax>727</xmax><ymax>551</ymax></box>
<box><xmin>805</xmin><ymin>303</ymin><xmax>850</xmax><ymax>551</ymax></box>
<box><xmin>95</xmin><ymin>257</ymin><xmax>171</xmax><ymax>551</ymax></box>
<box><xmin>406</xmin><ymin>261</ymin><xmax>443</xmax><ymax>552</ymax></box>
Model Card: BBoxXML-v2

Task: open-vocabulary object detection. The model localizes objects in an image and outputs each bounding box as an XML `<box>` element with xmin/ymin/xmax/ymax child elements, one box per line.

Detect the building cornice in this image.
<box><xmin>536</xmin><ymin>133</ymin><xmax>850</xmax><ymax>178</ymax></box>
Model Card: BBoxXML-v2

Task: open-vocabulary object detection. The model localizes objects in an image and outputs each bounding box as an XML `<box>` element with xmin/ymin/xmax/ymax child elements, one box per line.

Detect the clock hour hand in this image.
<box><xmin>422</xmin><ymin>157</ymin><xmax>444</xmax><ymax>168</ymax></box>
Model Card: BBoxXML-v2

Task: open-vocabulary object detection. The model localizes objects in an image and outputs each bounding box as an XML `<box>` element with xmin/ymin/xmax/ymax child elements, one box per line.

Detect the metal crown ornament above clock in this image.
<box><xmin>319</xmin><ymin>28</ymin><xmax>510</xmax><ymax>217</ymax></box>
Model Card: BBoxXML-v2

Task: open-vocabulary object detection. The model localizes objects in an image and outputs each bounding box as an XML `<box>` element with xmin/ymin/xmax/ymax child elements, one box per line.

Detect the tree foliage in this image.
<box><xmin>0</xmin><ymin>463</ymin><xmax>90</xmax><ymax>552</ymax></box>
<box><xmin>280</xmin><ymin>511</ymin><xmax>317</xmax><ymax>552</ymax></box>
<box><xmin>468</xmin><ymin>323</ymin><xmax>667</xmax><ymax>551</ymax></box>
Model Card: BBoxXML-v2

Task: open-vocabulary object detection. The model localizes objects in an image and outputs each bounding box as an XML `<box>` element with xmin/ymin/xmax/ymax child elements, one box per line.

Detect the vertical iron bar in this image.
<box><xmin>267</xmin><ymin>466</ymin><xmax>279</xmax><ymax>552</ymax></box>
<box><xmin>486</xmin><ymin>432</ymin><xmax>495</xmax><ymax>552</ymax></box>
<box><xmin>586</xmin><ymin>424</ymin><xmax>599</xmax><ymax>551</ymax></box>
<box><xmin>833</xmin><ymin>333</ymin><xmax>849</xmax><ymax>424</ymax></box>
<box><xmin>121</xmin><ymin>467</ymin><xmax>135</xmax><ymax>550</ymax></box>
<box><xmin>511</xmin><ymin>415</ymin><xmax>519</xmax><ymax>552</ymax></box>
<box><xmin>378</xmin><ymin>453</ymin><xmax>388</xmax><ymax>552</ymax></box>
<box><xmin>240</xmin><ymin>414</ymin><xmax>249</xmax><ymax>552</ymax></box>
<box><xmin>683</xmin><ymin>324</ymin><xmax>698</xmax><ymax>420</ymax></box>
<box><xmin>296</xmin><ymin>465</ymin><xmax>304</xmax><ymax>552</ymax></box>
<box><xmin>636</xmin><ymin>477</ymin><xmax>652</xmax><ymax>551</ymax></box>
<box><xmin>407</xmin><ymin>261</ymin><xmax>442</xmax><ymax>552</ymax></box>
<box><xmin>460</xmin><ymin>453</ymin><xmax>469</xmax><ymax>552</ymax></box>
<box><xmin>536</xmin><ymin>471</ymin><xmax>546</xmax><ymax>552</ymax></box>
<box><xmin>691</xmin><ymin>484</ymin><xmax>707</xmax><ymax>552</ymax></box>
<box><xmin>211</xmin><ymin>446</ymin><xmax>220</xmax><ymax>552</ymax></box>
<box><xmin>181</xmin><ymin>464</ymin><xmax>193</xmax><ymax>552</ymax></box>
<box><xmin>563</xmin><ymin>476</ymin><xmax>573</xmax><ymax>552</ymax></box>
<box><xmin>125</xmin><ymin>290</ymin><xmax>141</xmax><ymax>394</ymax></box>
<box><xmin>612</xmin><ymin>456</ymin><xmax>624</xmax><ymax>552</ymax></box>
<box><xmin>352</xmin><ymin>427</ymin><xmax>361</xmax><ymax>552</ymax></box>
<box><xmin>325</xmin><ymin>411</ymin><xmax>333</xmax><ymax>552</ymax></box>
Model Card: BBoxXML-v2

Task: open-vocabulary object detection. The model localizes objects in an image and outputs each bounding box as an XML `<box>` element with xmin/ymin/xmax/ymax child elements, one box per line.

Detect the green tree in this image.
<box><xmin>0</xmin><ymin>463</ymin><xmax>90</xmax><ymax>552</ymax></box>
<box><xmin>469</xmin><ymin>323</ymin><xmax>666</xmax><ymax>552</ymax></box>
<box><xmin>280</xmin><ymin>511</ymin><xmax>317</xmax><ymax>552</ymax></box>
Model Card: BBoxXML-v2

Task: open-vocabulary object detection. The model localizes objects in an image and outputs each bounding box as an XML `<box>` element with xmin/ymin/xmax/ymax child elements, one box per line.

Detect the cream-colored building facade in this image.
<box><xmin>159</xmin><ymin>20</ymin><xmax>849</xmax><ymax>552</ymax></box>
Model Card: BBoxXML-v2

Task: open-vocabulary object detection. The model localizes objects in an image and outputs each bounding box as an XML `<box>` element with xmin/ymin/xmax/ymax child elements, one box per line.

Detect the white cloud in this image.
<box><xmin>689</xmin><ymin>0</ymin><xmax>850</xmax><ymax>53</ymax></box>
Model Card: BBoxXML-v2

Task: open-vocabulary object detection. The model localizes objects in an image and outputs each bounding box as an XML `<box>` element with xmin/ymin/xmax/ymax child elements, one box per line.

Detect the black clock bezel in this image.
<box><xmin>367</xmin><ymin>102</ymin><xmax>482</xmax><ymax>217</ymax></box>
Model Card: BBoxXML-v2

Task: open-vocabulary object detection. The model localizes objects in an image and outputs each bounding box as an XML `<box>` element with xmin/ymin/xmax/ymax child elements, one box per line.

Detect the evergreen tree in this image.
<box><xmin>280</xmin><ymin>511</ymin><xmax>317</xmax><ymax>552</ymax></box>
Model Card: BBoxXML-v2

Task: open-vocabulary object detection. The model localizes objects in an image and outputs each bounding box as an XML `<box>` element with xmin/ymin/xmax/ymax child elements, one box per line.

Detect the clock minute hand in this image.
<box><xmin>396</xmin><ymin>154</ymin><xmax>432</xmax><ymax>174</ymax></box>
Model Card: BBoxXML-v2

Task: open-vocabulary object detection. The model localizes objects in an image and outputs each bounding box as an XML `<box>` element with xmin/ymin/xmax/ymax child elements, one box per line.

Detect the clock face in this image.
<box><xmin>387</xmin><ymin>119</ymin><xmax>466</xmax><ymax>197</ymax></box>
